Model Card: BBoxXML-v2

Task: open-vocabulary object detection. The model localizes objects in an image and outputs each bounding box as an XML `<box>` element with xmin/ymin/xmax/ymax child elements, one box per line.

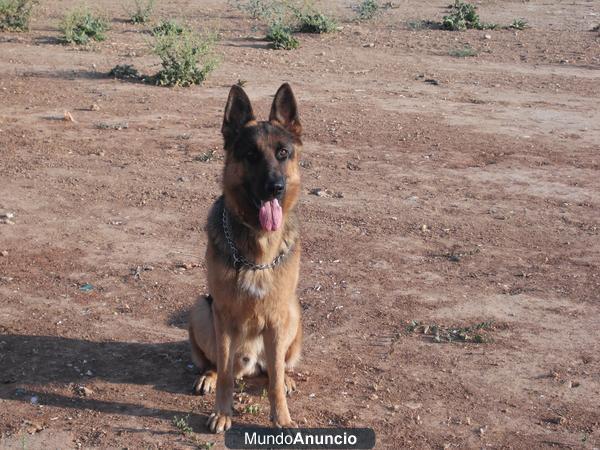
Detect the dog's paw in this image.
<box><xmin>207</xmin><ymin>412</ymin><xmax>232</xmax><ymax>433</ymax></box>
<box><xmin>272</xmin><ymin>418</ymin><xmax>298</xmax><ymax>429</ymax></box>
<box><xmin>193</xmin><ymin>370</ymin><xmax>217</xmax><ymax>395</ymax></box>
<box><xmin>284</xmin><ymin>374</ymin><xmax>296</xmax><ymax>396</ymax></box>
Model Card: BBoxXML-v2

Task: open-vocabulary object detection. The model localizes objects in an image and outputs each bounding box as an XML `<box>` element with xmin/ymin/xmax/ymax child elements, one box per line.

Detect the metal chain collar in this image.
<box><xmin>222</xmin><ymin>207</ymin><xmax>292</xmax><ymax>271</ymax></box>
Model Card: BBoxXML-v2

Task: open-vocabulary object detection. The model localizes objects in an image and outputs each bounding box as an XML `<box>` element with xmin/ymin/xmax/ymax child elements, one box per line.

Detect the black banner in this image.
<box><xmin>225</xmin><ymin>427</ymin><xmax>376</xmax><ymax>449</ymax></box>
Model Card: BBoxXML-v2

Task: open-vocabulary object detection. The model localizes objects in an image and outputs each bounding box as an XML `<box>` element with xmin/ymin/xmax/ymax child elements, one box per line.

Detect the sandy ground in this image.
<box><xmin>1</xmin><ymin>1</ymin><xmax>599</xmax><ymax>448</ymax></box>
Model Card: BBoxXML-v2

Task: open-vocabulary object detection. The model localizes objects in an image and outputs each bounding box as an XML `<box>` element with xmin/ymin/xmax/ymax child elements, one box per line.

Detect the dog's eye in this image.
<box><xmin>276</xmin><ymin>148</ymin><xmax>289</xmax><ymax>160</ymax></box>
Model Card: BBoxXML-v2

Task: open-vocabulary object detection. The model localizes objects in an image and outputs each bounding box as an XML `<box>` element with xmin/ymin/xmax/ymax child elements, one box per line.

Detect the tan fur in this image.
<box><xmin>189</xmin><ymin>84</ymin><xmax>304</xmax><ymax>432</ymax></box>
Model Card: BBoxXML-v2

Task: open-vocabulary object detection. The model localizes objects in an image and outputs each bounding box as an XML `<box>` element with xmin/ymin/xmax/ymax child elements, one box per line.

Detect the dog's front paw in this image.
<box><xmin>193</xmin><ymin>370</ymin><xmax>217</xmax><ymax>395</ymax></box>
<box><xmin>207</xmin><ymin>412</ymin><xmax>232</xmax><ymax>433</ymax></box>
<box><xmin>271</xmin><ymin>408</ymin><xmax>297</xmax><ymax>429</ymax></box>
<box><xmin>272</xmin><ymin>418</ymin><xmax>298</xmax><ymax>429</ymax></box>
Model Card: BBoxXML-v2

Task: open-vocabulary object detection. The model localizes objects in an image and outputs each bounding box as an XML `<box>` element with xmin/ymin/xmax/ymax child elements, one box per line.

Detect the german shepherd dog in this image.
<box><xmin>188</xmin><ymin>83</ymin><xmax>303</xmax><ymax>433</ymax></box>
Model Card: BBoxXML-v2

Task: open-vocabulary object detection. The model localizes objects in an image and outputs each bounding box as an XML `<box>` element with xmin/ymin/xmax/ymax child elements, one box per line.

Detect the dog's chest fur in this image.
<box><xmin>206</xmin><ymin>197</ymin><xmax>299</xmax><ymax>300</ymax></box>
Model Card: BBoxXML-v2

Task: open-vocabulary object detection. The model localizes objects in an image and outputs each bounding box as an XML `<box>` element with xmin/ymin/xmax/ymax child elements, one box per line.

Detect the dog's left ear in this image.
<box><xmin>269</xmin><ymin>83</ymin><xmax>302</xmax><ymax>137</ymax></box>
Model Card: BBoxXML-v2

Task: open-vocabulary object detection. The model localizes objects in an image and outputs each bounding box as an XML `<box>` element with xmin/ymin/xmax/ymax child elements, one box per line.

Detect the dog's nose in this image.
<box><xmin>266</xmin><ymin>177</ymin><xmax>285</xmax><ymax>197</ymax></box>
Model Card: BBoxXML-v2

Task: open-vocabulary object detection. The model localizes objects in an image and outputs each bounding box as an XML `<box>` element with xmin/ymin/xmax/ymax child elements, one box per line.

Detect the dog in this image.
<box><xmin>188</xmin><ymin>83</ymin><xmax>303</xmax><ymax>433</ymax></box>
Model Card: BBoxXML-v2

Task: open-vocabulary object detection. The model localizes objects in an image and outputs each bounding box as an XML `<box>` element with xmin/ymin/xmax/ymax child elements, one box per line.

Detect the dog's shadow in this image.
<box><xmin>0</xmin><ymin>332</ymin><xmax>214</xmax><ymax>427</ymax></box>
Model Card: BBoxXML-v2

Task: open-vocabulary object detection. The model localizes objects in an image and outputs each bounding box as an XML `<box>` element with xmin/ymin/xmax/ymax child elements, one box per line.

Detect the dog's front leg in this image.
<box><xmin>264</xmin><ymin>327</ymin><xmax>297</xmax><ymax>428</ymax></box>
<box><xmin>207</xmin><ymin>314</ymin><xmax>234</xmax><ymax>433</ymax></box>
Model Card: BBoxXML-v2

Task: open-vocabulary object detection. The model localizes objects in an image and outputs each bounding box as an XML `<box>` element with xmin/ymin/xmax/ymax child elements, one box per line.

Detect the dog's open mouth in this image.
<box><xmin>258</xmin><ymin>199</ymin><xmax>282</xmax><ymax>232</ymax></box>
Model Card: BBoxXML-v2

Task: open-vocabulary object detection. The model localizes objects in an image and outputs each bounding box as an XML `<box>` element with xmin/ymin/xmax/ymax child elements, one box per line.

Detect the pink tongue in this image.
<box><xmin>259</xmin><ymin>199</ymin><xmax>283</xmax><ymax>231</ymax></box>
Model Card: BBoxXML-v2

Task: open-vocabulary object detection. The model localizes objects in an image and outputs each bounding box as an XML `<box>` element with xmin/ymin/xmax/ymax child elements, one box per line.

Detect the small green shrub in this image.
<box><xmin>0</xmin><ymin>0</ymin><xmax>36</xmax><ymax>31</ymax></box>
<box><xmin>266</xmin><ymin>21</ymin><xmax>298</xmax><ymax>49</ymax></box>
<box><xmin>172</xmin><ymin>415</ymin><xmax>193</xmax><ymax>435</ymax></box>
<box><xmin>292</xmin><ymin>6</ymin><xmax>337</xmax><ymax>33</ymax></box>
<box><xmin>508</xmin><ymin>18</ymin><xmax>528</xmax><ymax>30</ymax></box>
<box><xmin>128</xmin><ymin>0</ymin><xmax>154</xmax><ymax>24</ymax></box>
<box><xmin>152</xmin><ymin>19</ymin><xmax>184</xmax><ymax>35</ymax></box>
<box><xmin>442</xmin><ymin>1</ymin><xmax>480</xmax><ymax>31</ymax></box>
<box><xmin>449</xmin><ymin>45</ymin><xmax>477</xmax><ymax>57</ymax></box>
<box><xmin>356</xmin><ymin>0</ymin><xmax>379</xmax><ymax>21</ymax></box>
<box><xmin>232</xmin><ymin>0</ymin><xmax>285</xmax><ymax>21</ymax></box>
<box><xmin>60</xmin><ymin>7</ymin><xmax>109</xmax><ymax>44</ymax></box>
<box><xmin>243</xmin><ymin>404</ymin><xmax>261</xmax><ymax>415</ymax></box>
<box><xmin>152</xmin><ymin>24</ymin><xmax>218</xmax><ymax>86</ymax></box>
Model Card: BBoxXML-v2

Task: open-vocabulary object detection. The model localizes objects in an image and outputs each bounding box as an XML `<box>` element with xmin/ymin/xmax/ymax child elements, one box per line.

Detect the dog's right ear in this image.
<box><xmin>222</xmin><ymin>85</ymin><xmax>255</xmax><ymax>148</ymax></box>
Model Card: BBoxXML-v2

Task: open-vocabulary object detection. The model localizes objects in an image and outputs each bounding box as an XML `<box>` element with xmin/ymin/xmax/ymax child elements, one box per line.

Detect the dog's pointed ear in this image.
<box><xmin>222</xmin><ymin>85</ymin><xmax>255</xmax><ymax>147</ymax></box>
<box><xmin>269</xmin><ymin>83</ymin><xmax>302</xmax><ymax>137</ymax></box>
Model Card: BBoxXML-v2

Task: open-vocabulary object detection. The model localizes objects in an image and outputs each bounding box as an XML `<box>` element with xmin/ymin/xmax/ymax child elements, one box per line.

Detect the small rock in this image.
<box><xmin>30</xmin><ymin>396</ymin><xmax>39</xmax><ymax>405</ymax></box>
<box><xmin>24</xmin><ymin>420</ymin><xmax>44</xmax><ymax>434</ymax></box>
<box><xmin>177</xmin><ymin>176</ymin><xmax>189</xmax><ymax>182</ymax></box>
<box><xmin>63</xmin><ymin>111</ymin><xmax>76</xmax><ymax>122</ymax></box>
<box><xmin>478</xmin><ymin>425</ymin><xmax>487</xmax><ymax>435</ymax></box>
<box><xmin>392</xmin><ymin>404</ymin><xmax>401</xmax><ymax>412</ymax></box>
<box><xmin>0</xmin><ymin>250</ymin><xmax>8</xmax><ymax>257</ymax></box>
<box><xmin>90</xmin><ymin>104</ymin><xmax>100</xmax><ymax>111</ymax></box>
<box><xmin>309</xmin><ymin>188</ymin><xmax>343</xmax><ymax>198</ymax></box>
<box><xmin>370</xmin><ymin>393</ymin><xmax>378</xmax><ymax>400</ymax></box>
<box><xmin>484</xmin><ymin>34</ymin><xmax>491</xmax><ymax>40</ymax></box>
<box><xmin>85</xmin><ymin>370</ymin><xmax>93</xmax><ymax>376</ymax></box>
<box><xmin>363</xmin><ymin>43</ymin><xmax>375</xmax><ymax>48</ymax></box>
<box><xmin>74</xmin><ymin>385</ymin><xmax>93</xmax><ymax>396</ymax></box>
<box><xmin>465</xmin><ymin>416</ymin><xmax>471</xmax><ymax>425</ymax></box>
<box><xmin>0</xmin><ymin>212</ymin><xmax>15</xmax><ymax>225</ymax></box>
<box><xmin>421</xmin><ymin>224</ymin><xmax>428</xmax><ymax>232</ymax></box>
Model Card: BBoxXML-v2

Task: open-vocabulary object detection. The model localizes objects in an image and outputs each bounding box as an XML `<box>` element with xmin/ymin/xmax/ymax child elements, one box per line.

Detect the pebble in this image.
<box><xmin>363</xmin><ymin>43</ymin><xmax>375</xmax><ymax>48</ymax></box>
<box><xmin>484</xmin><ymin>34</ymin><xmax>492</xmax><ymax>40</ymax></box>
<box><xmin>0</xmin><ymin>250</ymin><xmax>7</xmax><ymax>257</ymax></box>
<box><xmin>75</xmin><ymin>386</ymin><xmax>94</xmax><ymax>397</ymax></box>
<box><xmin>309</xmin><ymin>188</ymin><xmax>343</xmax><ymax>198</ymax></box>
<box><xmin>90</xmin><ymin>104</ymin><xmax>100</xmax><ymax>111</ymax></box>
<box><xmin>0</xmin><ymin>212</ymin><xmax>15</xmax><ymax>225</ymax></box>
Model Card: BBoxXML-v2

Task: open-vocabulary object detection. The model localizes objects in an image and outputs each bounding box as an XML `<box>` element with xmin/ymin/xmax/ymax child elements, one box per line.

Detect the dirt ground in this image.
<box><xmin>1</xmin><ymin>0</ymin><xmax>599</xmax><ymax>448</ymax></box>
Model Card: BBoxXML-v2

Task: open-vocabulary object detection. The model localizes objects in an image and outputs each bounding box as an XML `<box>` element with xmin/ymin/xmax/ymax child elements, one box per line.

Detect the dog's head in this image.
<box><xmin>221</xmin><ymin>83</ymin><xmax>302</xmax><ymax>232</ymax></box>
